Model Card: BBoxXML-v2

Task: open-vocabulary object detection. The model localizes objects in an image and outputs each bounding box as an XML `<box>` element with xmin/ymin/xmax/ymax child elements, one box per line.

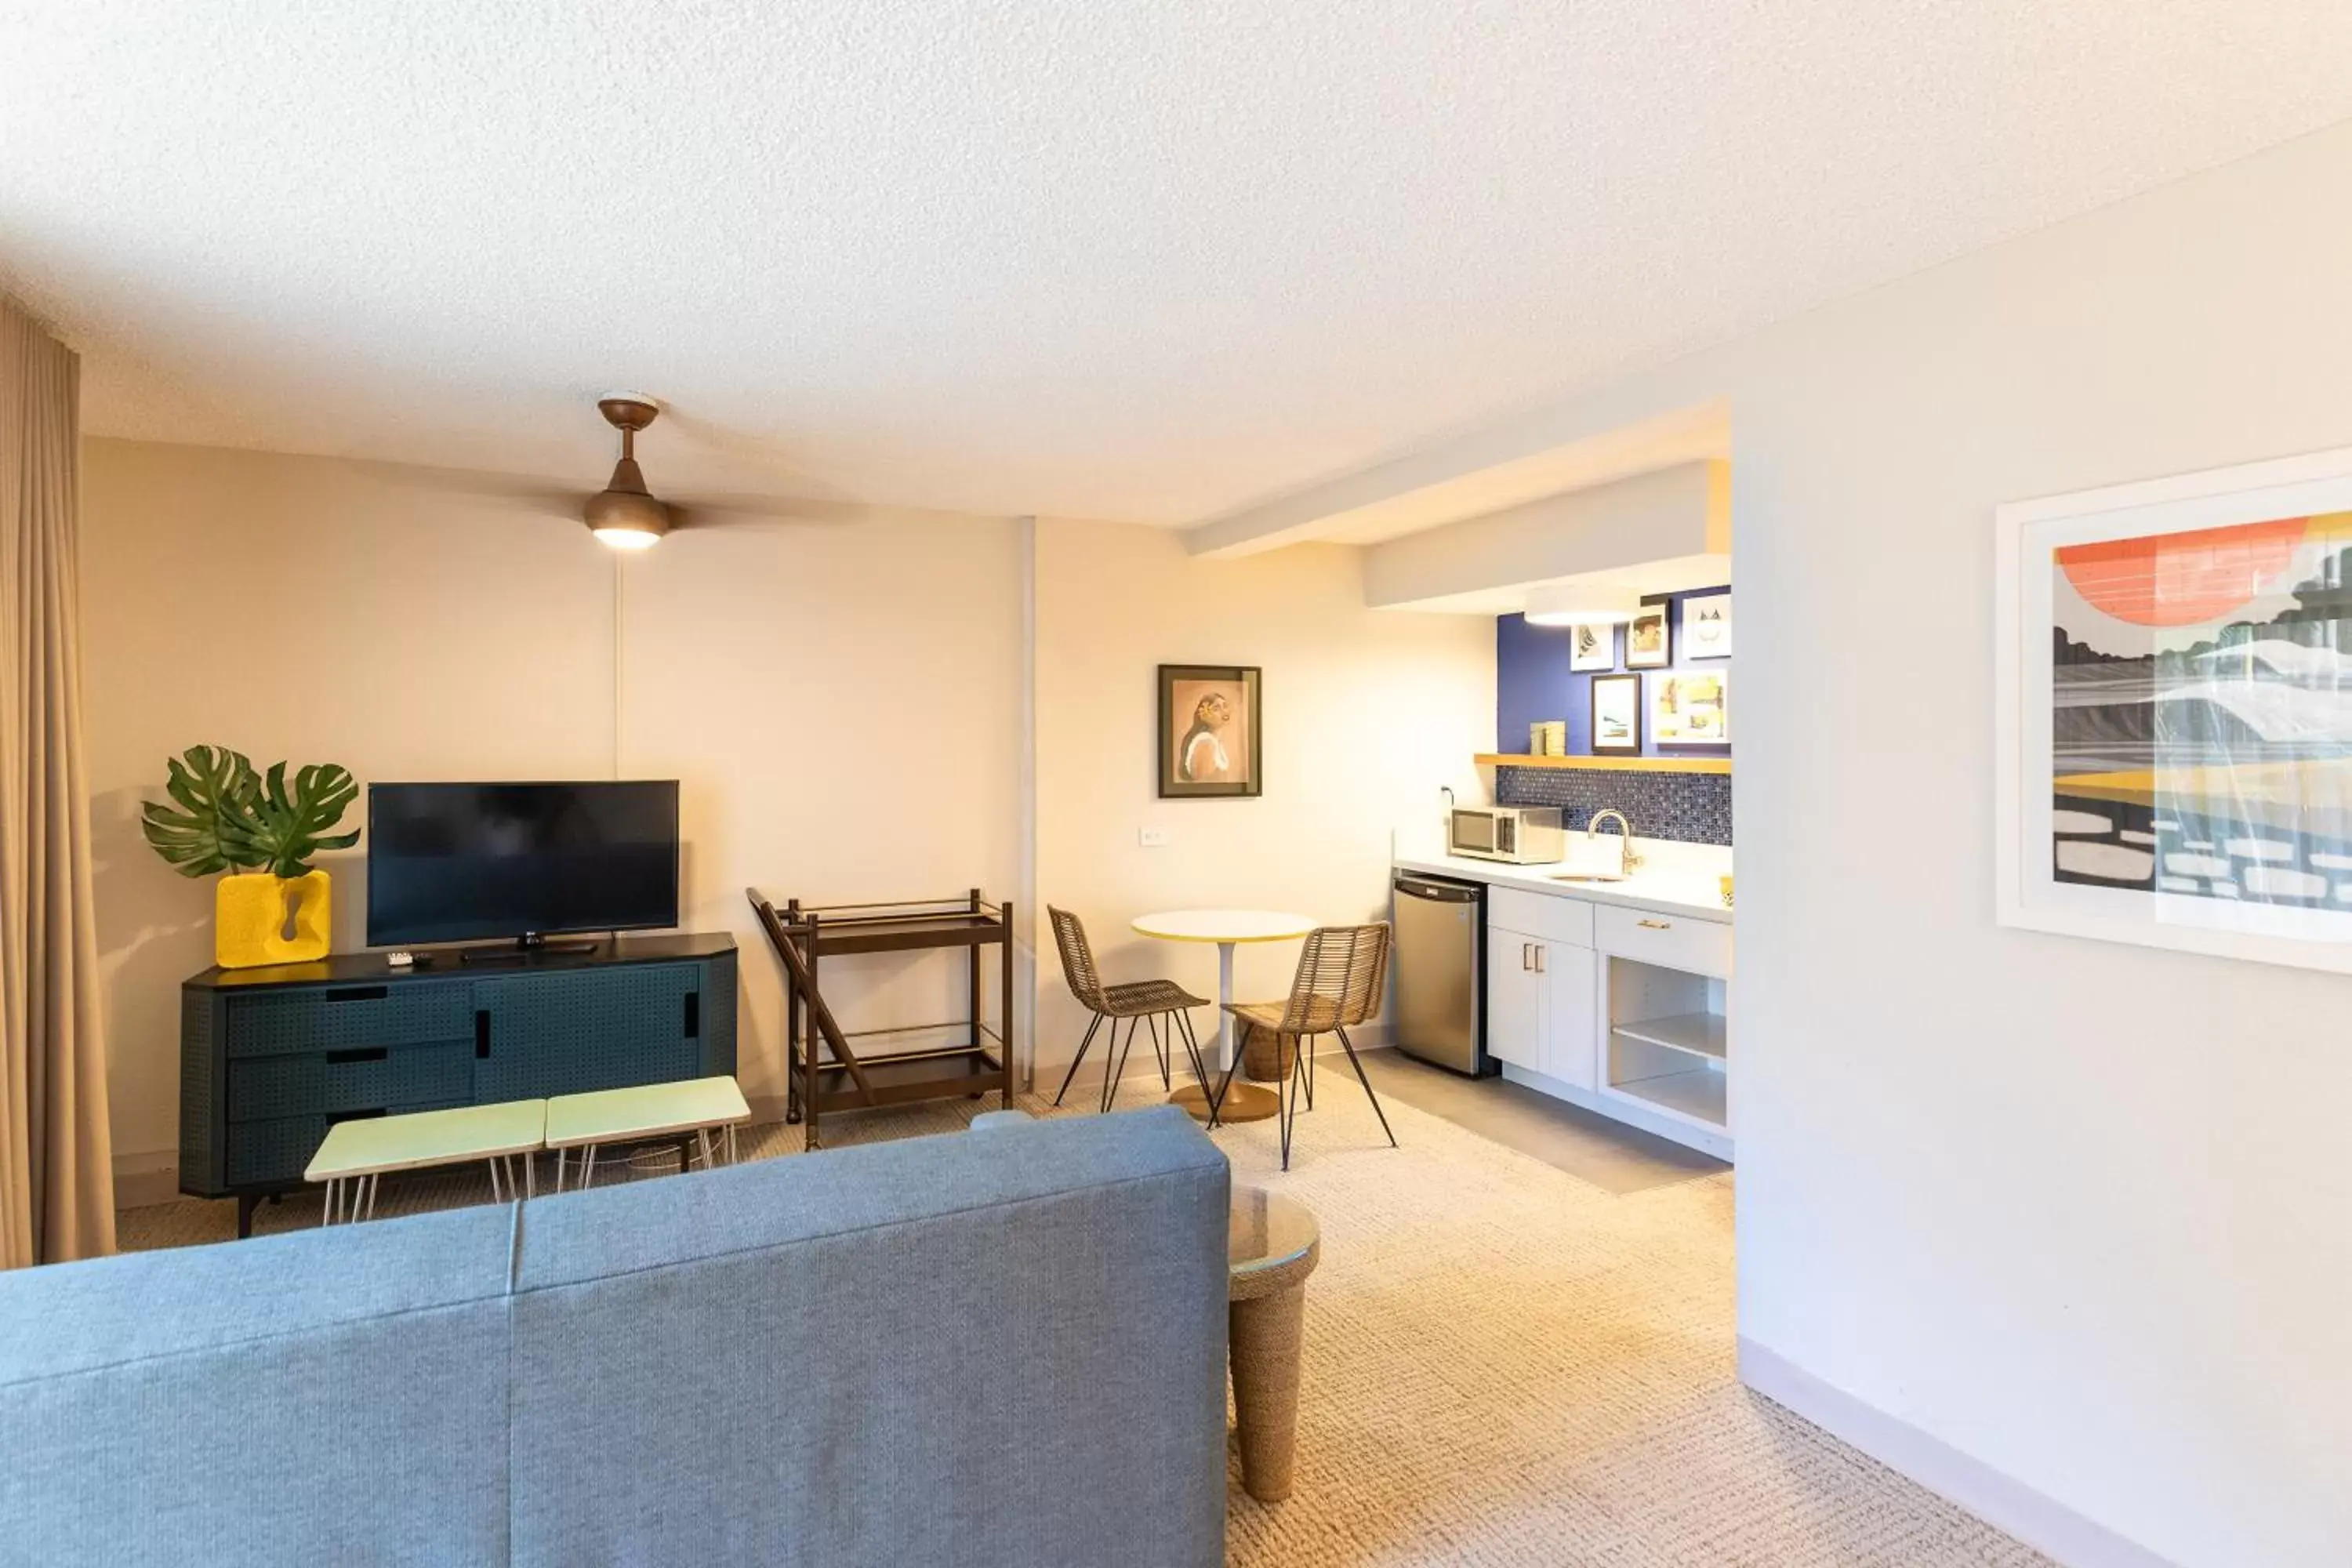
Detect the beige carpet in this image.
<box><xmin>119</xmin><ymin>1083</ymin><xmax>2043</xmax><ymax>1566</ymax></box>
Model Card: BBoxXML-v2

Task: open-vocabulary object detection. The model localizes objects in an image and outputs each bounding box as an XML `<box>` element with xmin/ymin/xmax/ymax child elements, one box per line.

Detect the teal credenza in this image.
<box><xmin>179</xmin><ymin>933</ymin><xmax>738</xmax><ymax>1233</ymax></box>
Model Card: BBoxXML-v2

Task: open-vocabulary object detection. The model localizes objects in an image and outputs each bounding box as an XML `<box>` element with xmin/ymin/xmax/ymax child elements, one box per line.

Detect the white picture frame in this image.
<box><xmin>1650</xmin><ymin>668</ymin><xmax>1729</xmax><ymax>747</ymax></box>
<box><xmin>1994</xmin><ymin>444</ymin><xmax>2352</xmax><ymax>974</ymax></box>
<box><xmin>1682</xmin><ymin>588</ymin><xmax>1732</xmax><ymax>659</ymax></box>
<box><xmin>1569</xmin><ymin>621</ymin><xmax>1615</xmax><ymax>672</ymax></box>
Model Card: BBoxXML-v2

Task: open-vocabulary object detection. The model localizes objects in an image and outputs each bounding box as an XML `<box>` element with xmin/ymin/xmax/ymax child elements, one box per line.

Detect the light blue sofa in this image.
<box><xmin>0</xmin><ymin>1106</ymin><xmax>1229</xmax><ymax>1566</ymax></box>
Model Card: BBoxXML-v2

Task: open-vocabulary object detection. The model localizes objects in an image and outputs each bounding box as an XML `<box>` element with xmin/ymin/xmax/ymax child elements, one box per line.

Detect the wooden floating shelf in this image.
<box><xmin>1476</xmin><ymin>753</ymin><xmax>1731</xmax><ymax>775</ymax></box>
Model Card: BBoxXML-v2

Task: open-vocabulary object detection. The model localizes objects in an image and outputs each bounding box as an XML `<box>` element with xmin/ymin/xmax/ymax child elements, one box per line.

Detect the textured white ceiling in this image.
<box><xmin>5</xmin><ymin>2</ymin><xmax>2350</xmax><ymax>526</ymax></box>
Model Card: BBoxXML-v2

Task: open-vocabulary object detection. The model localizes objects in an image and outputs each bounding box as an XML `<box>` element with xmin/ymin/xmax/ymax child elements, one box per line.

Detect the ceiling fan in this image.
<box><xmin>583</xmin><ymin>395</ymin><xmax>671</xmax><ymax>550</ymax></box>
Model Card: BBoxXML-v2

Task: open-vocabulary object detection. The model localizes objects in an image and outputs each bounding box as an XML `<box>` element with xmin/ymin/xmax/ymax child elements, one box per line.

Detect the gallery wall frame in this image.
<box><xmin>1569</xmin><ymin>621</ymin><xmax>1616</xmax><ymax>672</ymax></box>
<box><xmin>1682</xmin><ymin>588</ymin><xmax>1733</xmax><ymax>659</ymax></box>
<box><xmin>1994</xmin><ymin>443</ymin><xmax>2352</xmax><ymax>973</ymax></box>
<box><xmin>1624</xmin><ymin>602</ymin><xmax>1671</xmax><ymax>669</ymax></box>
<box><xmin>1650</xmin><ymin>668</ymin><xmax>1730</xmax><ymax>748</ymax></box>
<box><xmin>1590</xmin><ymin>673</ymin><xmax>1642</xmax><ymax>753</ymax></box>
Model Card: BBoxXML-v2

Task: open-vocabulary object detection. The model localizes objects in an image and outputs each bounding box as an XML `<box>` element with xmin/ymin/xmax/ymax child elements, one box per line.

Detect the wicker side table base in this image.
<box><xmin>1226</xmin><ymin>1187</ymin><xmax>1320</xmax><ymax>1503</ymax></box>
<box><xmin>1229</xmin><ymin>1283</ymin><xmax>1308</xmax><ymax>1501</ymax></box>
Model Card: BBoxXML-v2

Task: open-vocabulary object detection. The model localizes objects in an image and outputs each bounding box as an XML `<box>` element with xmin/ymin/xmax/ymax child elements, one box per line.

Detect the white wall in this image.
<box><xmin>78</xmin><ymin>441</ymin><xmax>1024</xmax><ymax>1167</ymax></box>
<box><xmin>1368</xmin><ymin>125</ymin><xmax>2352</xmax><ymax>1566</ymax></box>
<box><xmin>1032</xmin><ymin>518</ymin><xmax>1492</xmax><ymax>1080</ymax></box>
<box><xmin>613</xmin><ymin>511</ymin><xmax>1022</xmax><ymax>1092</ymax></box>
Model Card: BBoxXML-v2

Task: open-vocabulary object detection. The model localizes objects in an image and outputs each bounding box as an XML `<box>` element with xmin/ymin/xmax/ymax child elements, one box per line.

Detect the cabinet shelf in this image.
<box><xmin>1610</xmin><ymin>1012</ymin><xmax>1726</xmax><ymax>1062</ymax></box>
<box><xmin>1605</xmin><ymin>1067</ymin><xmax>1726</xmax><ymax>1127</ymax></box>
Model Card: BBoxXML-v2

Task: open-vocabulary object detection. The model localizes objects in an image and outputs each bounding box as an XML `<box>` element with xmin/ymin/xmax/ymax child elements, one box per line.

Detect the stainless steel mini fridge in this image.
<box><xmin>1391</xmin><ymin>872</ymin><xmax>1494</xmax><ymax>1076</ymax></box>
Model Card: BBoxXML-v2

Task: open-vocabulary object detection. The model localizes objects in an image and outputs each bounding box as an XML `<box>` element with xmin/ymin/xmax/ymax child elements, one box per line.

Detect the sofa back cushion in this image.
<box><xmin>0</xmin><ymin>1204</ymin><xmax>517</xmax><ymax>1568</ymax></box>
<box><xmin>506</xmin><ymin>1105</ymin><xmax>1229</xmax><ymax>1568</ymax></box>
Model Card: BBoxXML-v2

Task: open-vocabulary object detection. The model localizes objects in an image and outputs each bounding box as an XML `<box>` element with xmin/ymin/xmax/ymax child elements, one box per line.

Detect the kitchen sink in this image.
<box><xmin>1549</xmin><ymin>871</ymin><xmax>1628</xmax><ymax>884</ymax></box>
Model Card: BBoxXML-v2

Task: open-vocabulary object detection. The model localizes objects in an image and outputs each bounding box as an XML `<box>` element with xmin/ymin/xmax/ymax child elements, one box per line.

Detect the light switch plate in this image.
<box><xmin>1138</xmin><ymin>827</ymin><xmax>1170</xmax><ymax>848</ymax></box>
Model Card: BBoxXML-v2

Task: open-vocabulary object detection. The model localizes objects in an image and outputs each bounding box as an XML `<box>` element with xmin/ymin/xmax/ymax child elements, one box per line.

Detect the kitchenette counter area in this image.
<box><xmin>1392</xmin><ymin>845</ymin><xmax>1731</xmax><ymax>925</ymax></box>
<box><xmin>1392</xmin><ymin>831</ymin><xmax>1734</xmax><ymax>1160</ymax></box>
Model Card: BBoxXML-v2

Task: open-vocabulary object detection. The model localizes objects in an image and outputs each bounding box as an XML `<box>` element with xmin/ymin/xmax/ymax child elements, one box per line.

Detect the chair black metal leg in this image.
<box><xmin>1054</xmin><ymin>1013</ymin><xmax>1104</xmax><ymax>1107</ymax></box>
<box><xmin>1334</xmin><ymin>1026</ymin><xmax>1397</xmax><ymax>1149</ymax></box>
<box><xmin>1301</xmin><ymin>1030</ymin><xmax>1316</xmax><ymax>1110</ymax></box>
<box><xmin>1103</xmin><ymin>1015</ymin><xmax>1140</xmax><ymax>1114</ymax></box>
<box><xmin>1147</xmin><ymin>1014</ymin><xmax>1171</xmax><ymax>1088</ymax></box>
<box><xmin>1277</xmin><ymin>1029</ymin><xmax>1300</xmax><ymax>1171</ymax></box>
<box><xmin>1174</xmin><ymin>1010</ymin><xmax>1211</xmax><ymax>1091</ymax></box>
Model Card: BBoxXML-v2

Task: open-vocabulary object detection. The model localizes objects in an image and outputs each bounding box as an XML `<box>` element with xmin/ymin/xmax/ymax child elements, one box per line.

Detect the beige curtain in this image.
<box><xmin>0</xmin><ymin>295</ymin><xmax>114</xmax><ymax>1265</ymax></box>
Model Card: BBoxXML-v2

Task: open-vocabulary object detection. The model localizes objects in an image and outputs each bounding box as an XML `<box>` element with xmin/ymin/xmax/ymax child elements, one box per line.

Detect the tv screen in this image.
<box><xmin>366</xmin><ymin>781</ymin><xmax>680</xmax><ymax>946</ymax></box>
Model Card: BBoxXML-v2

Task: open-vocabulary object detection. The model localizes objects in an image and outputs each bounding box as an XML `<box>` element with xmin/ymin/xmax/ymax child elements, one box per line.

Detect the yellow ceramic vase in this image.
<box><xmin>216</xmin><ymin>869</ymin><xmax>332</xmax><ymax>968</ymax></box>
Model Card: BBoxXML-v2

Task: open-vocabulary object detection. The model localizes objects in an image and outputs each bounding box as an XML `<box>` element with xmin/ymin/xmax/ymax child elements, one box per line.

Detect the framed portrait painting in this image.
<box><xmin>1590</xmin><ymin>673</ymin><xmax>1642</xmax><ymax>753</ymax></box>
<box><xmin>1650</xmin><ymin>670</ymin><xmax>1729</xmax><ymax>746</ymax></box>
<box><xmin>1682</xmin><ymin>589</ymin><xmax>1732</xmax><ymax>659</ymax></box>
<box><xmin>1994</xmin><ymin>445</ymin><xmax>2352</xmax><ymax>973</ymax></box>
<box><xmin>1624</xmin><ymin>603</ymin><xmax>1670</xmax><ymax>668</ymax></box>
<box><xmin>1569</xmin><ymin>621</ymin><xmax>1615</xmax><ymax>672</ymax></box>
<box><xmin>1159</xmin><ymin>664</ymin><xmax>1261</xmax><ymax>797</ymax></box>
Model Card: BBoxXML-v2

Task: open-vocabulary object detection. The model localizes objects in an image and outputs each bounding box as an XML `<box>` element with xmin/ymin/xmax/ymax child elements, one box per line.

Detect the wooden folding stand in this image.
<box><xmin>746</xmin><ymin>889</ymin><xmax>1015</xmax><ymax>1151</ymax></box>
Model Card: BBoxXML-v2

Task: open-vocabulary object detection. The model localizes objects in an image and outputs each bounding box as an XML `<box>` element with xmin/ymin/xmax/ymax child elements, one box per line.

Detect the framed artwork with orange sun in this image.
<box><xmin>1996</xmin><ymin>445</ymin><xmax>2352</xmax><ymax>973</ymax></box>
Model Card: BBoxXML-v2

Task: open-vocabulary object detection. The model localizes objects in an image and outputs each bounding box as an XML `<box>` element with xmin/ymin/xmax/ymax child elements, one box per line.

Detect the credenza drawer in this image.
<box><xmin>227</xmin><ymin>1040</ymin><xmax>474</xmax><ymax>1123</ymax></box>
<box><xmin>1487</xmin><ymin>886</ymin><xmax>1595</xmax><ymax>948</ymax></box>
<box><xmin>223</xmin><ymin>983</ymin><xmax>474</xmax><ymax>1058</ymax></box>
<box><xmin>1595</xmin><ymin>905</ymin><xmax>1732</xmax><ymax>978</ymax></box>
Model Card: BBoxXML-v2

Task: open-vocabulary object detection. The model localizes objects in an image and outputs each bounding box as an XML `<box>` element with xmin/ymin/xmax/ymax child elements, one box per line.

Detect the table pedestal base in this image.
<box><xmin>1230</xmin><ymin>1283</ymin><xmax>1307</xmax><ymax>1501</ymax></box>
<box><xmin>1169</xmin><ymin>1083</ymin><xmax>1279</xmax><ymax>1124</ymax></box>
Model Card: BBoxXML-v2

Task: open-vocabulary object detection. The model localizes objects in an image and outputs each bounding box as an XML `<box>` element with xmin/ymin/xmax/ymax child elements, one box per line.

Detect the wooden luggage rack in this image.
<box><xmin>747</xmin><ymin>888</ymin><xmax>1015</xmax><ymax>1151</ymax></box>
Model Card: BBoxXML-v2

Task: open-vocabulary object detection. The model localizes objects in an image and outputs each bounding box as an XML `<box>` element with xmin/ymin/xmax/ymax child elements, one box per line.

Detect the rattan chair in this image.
<box><xmin>1047</xmin><ymin>906</ymin><xmax>1214</xmax><ymax>1113</ymax></box>
<box><xmin>1213</xmin><ymin>922</ymin><xmax>1397</xmax><ymax>1170</ymax></box>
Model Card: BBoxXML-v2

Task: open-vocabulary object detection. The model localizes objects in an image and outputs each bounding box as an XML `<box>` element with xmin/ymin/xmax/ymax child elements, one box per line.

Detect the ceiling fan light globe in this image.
<box><xmin>584</xmin><ymin>485</ymin><xmax>670</xmax><ymax>548</ymax></box>
<box><xmin>592</xmin><ymin>524</ymin><xmax>663</xmax><ymax>550</ymax></box>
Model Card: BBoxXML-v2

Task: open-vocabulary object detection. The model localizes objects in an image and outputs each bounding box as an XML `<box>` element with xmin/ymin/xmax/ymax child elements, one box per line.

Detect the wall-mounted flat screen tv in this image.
<box><xmin>366</xmin><ymin>781</ymin><xmax>680</xmax><ymax>947</ymax></box>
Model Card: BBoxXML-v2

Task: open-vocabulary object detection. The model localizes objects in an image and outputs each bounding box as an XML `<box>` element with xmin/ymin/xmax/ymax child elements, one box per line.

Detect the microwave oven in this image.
<box><xmin>1447</xmin><ymin>806</ymin><xmax>1566</xmax><ymax>864</ymax></box>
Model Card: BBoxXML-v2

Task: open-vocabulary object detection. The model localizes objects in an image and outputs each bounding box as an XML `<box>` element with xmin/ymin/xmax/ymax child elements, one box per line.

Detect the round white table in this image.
<box><xmin>1131</xmin><ymin>909</ymin><xmax>1316</xmax><ymax>1123</ymax></box>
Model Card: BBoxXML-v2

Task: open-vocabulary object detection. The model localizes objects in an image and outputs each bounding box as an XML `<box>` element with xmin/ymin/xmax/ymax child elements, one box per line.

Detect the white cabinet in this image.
<box><xmin>1486</xmin><ymin>927</ymin><xmax>1544</xmax><ymax>1072</ymax></box>
<box><xmin>1485</xmin><ymin>923</ymin><xmax>1598</xmax><ymax>1091</ymax></box>
<box><xmin>1544</xmin><ymin>938</ymin><xmax>1599</xmax><ymax>1091</ymax></box>
<box><xmin>1595</xmin><ymin>903</ymin><xmax>1732</xmax><ymax>980</ymax></box>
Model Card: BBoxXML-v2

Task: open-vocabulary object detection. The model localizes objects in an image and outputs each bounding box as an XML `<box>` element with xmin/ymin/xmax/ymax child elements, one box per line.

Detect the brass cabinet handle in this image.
<box><xmin>1636</xmin><ymin>918</ymin><xmax>1671</xmax><ymax>930</ymax></box>
<box><xmin>1533</xmin><ymin>944</ymin><xmax>1545</xmax><ymax>974</ymax></box>
<box><xmin>1521</xmin><ymin>942</ymin><xmax>1532</xmax><ymax>971</ymax></box>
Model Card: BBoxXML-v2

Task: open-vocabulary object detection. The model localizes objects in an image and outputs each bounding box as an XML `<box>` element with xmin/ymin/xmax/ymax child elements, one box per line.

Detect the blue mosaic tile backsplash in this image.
<box><xmin>1494</xmin><ymin>765</ymin><xmax>1733</xmax><ymax>848</ymax></box>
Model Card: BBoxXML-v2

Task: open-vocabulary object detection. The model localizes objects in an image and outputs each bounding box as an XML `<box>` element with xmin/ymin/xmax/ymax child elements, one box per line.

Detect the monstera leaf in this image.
<box><xmin>140</xmin><ymin>745</ymin><xmax>264</xmax><ymax>877</ymax></box>
<box><xmin>238</xmin><ymin>762</ymin><xmax>361</xmax><ymax>879</ymax></box>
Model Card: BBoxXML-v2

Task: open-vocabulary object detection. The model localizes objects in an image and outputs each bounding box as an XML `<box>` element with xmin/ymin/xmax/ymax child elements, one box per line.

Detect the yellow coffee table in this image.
<box><xmin>545</xmin><ymin>1076</ymin><xmax>752</xmax><ymax>1192</ymax></box>
<box><xmin>306</xmin><ymin>1099</ymin><xmax>547</xmax><ymax>1224</ymax></box>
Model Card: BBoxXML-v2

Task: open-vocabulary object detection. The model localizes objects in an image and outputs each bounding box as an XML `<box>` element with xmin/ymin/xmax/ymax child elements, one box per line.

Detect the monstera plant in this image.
<box><xmin>142</xmin><ymin>746</ymin><xmax>359</xmax><ymax>968</ymax></box>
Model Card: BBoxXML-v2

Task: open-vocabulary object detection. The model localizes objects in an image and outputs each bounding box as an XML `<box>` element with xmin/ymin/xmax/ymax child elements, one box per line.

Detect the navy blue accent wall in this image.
<box><xmin>1495</xmin><ymin>587</ymin><xmax>1732</xmax><ymax>758</ymax></box>
<box><xmin>1494</xmin><ymin>587</ymin><xmax>1733</xmax><ymax>845</ymax></box>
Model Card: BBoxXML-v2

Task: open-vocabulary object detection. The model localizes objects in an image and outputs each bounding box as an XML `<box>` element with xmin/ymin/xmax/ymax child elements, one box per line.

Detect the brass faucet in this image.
<box><xmin>1586</xmin><ymin>809</ymin><xmax>1643</xmax><ymax>874</ymax></box>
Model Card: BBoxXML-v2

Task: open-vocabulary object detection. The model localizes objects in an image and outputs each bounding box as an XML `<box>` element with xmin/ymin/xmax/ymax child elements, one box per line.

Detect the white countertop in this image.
<box><xmin>1395</xmin><ymin>840</ymin><xmax>1733</xmax><ymax>924</ymax></box>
